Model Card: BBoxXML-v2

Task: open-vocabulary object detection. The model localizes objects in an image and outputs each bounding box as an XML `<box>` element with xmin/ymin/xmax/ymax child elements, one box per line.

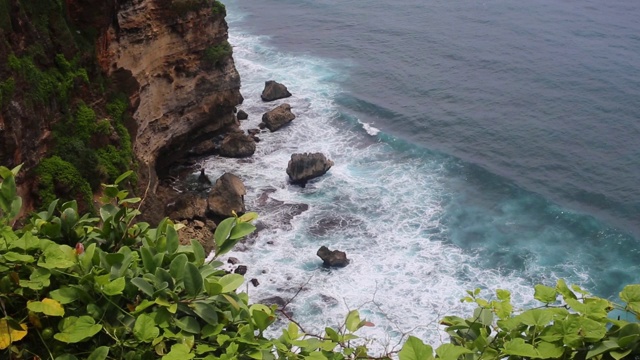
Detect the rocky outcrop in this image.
<box><xmin>207</xmin><ymin>173</ymin><xmax>246</xmax><ymax>218</ymax></box>
<box><xmin>260</xmin><ymin>104</ymin><xmax>295</xmax><ymax>132</ymax></box>
<box><xmin>167</xmin><ymin>193</ymin><xmax>208</xmax><ymax>220</ymax></box>
<box><xmin>261</xmin><ymin>80</ymin><xmax>292</xmax><ymax>101</ymax></box>
<box><xmin>237</xmin><ymin>110</ymin><xmax>248</xmax><ymax>120</ymax></box>
<box><xmin>105</xmin><ymin>0</ymin><xmax>242</xmax><ymax>186</ymax></box>
<box><xmin>286</xmin><ymin>153</ymin><xmax>334</xmax><ymax>186</ymax></box>
<box><xmin>317</xmin><ymin>246</ymin><xmax>349</xmax><ymax>267</ymax></box>
<box><xmin>219</xmin><ymin>132</ymin><xmax>256</xmax><ymax>158</ymax></box>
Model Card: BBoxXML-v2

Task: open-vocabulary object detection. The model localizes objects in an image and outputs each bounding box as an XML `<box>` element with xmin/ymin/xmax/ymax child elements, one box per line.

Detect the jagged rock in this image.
<box><xmin>261</xmin><ymin>80</ymin><xmax>292</xmax><ymax>102</ymax></box>
<box><xmin>177</xmin><ymin>219</ymin><xmax>216</xmax><ymax>254</ymax></box>
<box><xmin>167</xmin><ymin>193</ymin><xmax>208</xmax><ymax>220</ymax></box>
<box><xmin>197</xmin><ymin>169</ymin><xmax>212</xmax><ymax>185</ymax></box>
<box><xmin>250</xmin><ymin>278</ymin><xmax>260</xmax><ymax>287</ymax></box>
<box><xmin>247</xmin><ymin>128</ymin><xmax>260</xmax><ymax>136</ymax></box>
<box><xmin>207</xmin><ymin>173</ymin><xmax>246</xmax><ymax>217</ymax></box>
<box><xmin>235</xmin><ymin>265</ymin><xmax>248</xmax><ymax>275</ymax></box>
<box><xmin>317</xmin><ymin>246</ymin><xmax>349</xmax><ymax>267</ymax></box>
<box><xmin>260</xmin><ymin>103</ymin><xmax>295</xmax><ymax>132</ymax></box>
<box><xmin>219</xmin><ymin>132</ymin><xmax>256</xmax><ymax>158</ymax></box>
<box><xmin>189</xmin><ymin>140</ymin><xmax>218</xmax><ymax>157</ymax></box>
<box><xmin>260</xmin><ymin>296</ymin><xmax>287</xmax><ymax>308</ymax></box>
<box><xmin>237</xmin><ymin>109</ymin><xmax>248</xmax><ymax>120</ymax></box>
<box><xmin>227</xmin><ymin>257</ymin><xmax>239</xmax><ymax>265</ymax></box>
<box><xmin>286</xmin><ymin>153</ymin><xmax>334</xmax><ymax>186</ymax></box>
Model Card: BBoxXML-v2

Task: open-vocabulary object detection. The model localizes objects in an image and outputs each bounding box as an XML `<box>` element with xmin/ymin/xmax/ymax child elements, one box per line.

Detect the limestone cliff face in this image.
<box><xmin>105</xmin><ymin>0</ymin><xmax>242</xmax><ymax>180</ymax></box>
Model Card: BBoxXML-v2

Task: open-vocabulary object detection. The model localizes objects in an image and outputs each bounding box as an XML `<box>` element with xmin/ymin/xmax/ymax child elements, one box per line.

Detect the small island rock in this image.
<box><xmin>219</xmin><ymin>132</ymin><xmax>256</xmax><ymax>158</ymax></box>
<box><xmin>207</xmin><ymin>173</ymin><xmax>246</xmax><ymax>218</ymax></box>
<box><xmin>286</xmin><ymin>153</ymin><xmax>334</xmax><ymax>186</ymax></box>
<box><xmin>317</xmin><ymin>246</ymin><xmax>349</xmax><ymax>267</ymax></box>
<box><xmin>260</xmin><ymin>103</ymin><xmax>295</xmax><ymax>132</ymax></box>
<box><xmin>261</xmin><ymin>80</ymin><xmax>292</xmax><ymax>101</ymax></box>
<box><xmin>237</xmin><ymin>109</ymin><xmax>249</xmax><ymax>120</ymax></box>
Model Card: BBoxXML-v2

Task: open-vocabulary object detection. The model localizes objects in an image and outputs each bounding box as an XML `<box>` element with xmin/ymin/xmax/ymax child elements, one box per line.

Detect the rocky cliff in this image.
<box><xmin>0</xmin><ymin>0</ymin><xmax>242</xmax><ymax>211</ymax></box>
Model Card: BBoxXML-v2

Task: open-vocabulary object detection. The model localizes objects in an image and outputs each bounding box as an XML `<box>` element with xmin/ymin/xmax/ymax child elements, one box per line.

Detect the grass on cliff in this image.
<box><xmin>202</xmin><ymin>40</ymin><xmax>233</xmax><ymax>69</ymax></box>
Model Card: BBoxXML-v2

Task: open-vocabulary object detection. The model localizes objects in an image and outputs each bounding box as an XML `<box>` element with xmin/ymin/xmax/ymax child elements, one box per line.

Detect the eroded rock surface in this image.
<box><xmin>207</xmin><ymin>173</ymin><xmax>246</xmax><ymax>217</ymax></box>
<box><xmin>260</xmin><ymin>104</ymin><xmax>295</xmax><ymax>132</ymax></box>
<box><xmin>286</xmin><ymin>153</ymin><xmax>334</xmax><ymax>186</ymax></box>
<box><xmin>261</xmin><ymin>80</ymin><xmax>292</xmax><ymax>102</ymax></box>
<box><xmin>317</xmin><ymin>246</ymin><xmax>349</xmax><ymax>267</ymax></box>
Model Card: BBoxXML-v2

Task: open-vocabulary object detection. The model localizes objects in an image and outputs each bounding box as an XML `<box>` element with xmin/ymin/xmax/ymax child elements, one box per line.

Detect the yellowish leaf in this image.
<box><xmin>0</xmin><ymin>318</ymin><xmax>28</xmax><ymax>350</ymax></box>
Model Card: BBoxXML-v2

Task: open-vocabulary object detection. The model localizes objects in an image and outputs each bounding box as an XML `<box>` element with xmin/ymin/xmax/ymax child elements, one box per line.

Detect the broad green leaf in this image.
<box><xmin>175</xmin><ymin>316</ymin><xmax>201</xmax><ymax>334</ymax></box>
<box><xmin>345</xmin><ymin>310</ymin><xmax>361</xmax><ymax>332</ymax></box>
<box><xmin>534</xmin><ymin>284</ymin><xmax>558</xmax><ymax>303</ymax></box>
<box><xmin>115</xmin><ymin>170</ymin><xmax>133</xmax><ymax>185</ymax></box>
<box><xmin>325</xmin><ymin>327</ymin><xmax>340</xmax><ymax>342</ymax></box>
<box><xmin>141</xmin><ymin>246</ymin><xmax>156</xmax><ymax>273</ymax></box>
<box><xmin>502</xmin><ymin>338</ymin><xmax>540</xmax><ymax>358</ymax></box>
<box><xmin>183</xmin><ymin>262</ymin><xmax>203</xmax><ymax>297</ymax></box>
<box><xmin>204</xmin><ymin>278</ymin><xmax>223</xmax><ymax>296</ymax></box>
<box><xmin>169</xmin><ymin>254</ymin><xmax>188</xmax><ymax>280</ymax></box>
<box><xmin>166</xmin><ymin>225</ymin><xmax>179</xmax><ymax>254</ymax></box>
<box><xmin>229</xmin><ymin>222</ymin><xmax>256</xmax><ymax>240</ymax></box>
<box><xmin>27</xmin><ymin>298</ymin><xmax>65</xmax><ymax>316</ymax></box>
<box><xmin>586</xmin><ymin>340</ymin><xmax>620</xmax><ymax>359</ymax></box>
<box><xmin>163</xmin><ymin>343</ymin><xmax>195</xmax><ymax>360</ymax></box>
<box><xmin>219</xmin><ymin>273</ymin><xmax>244</xmax><ymax>293</ymax></box>
<box><xmin>54</xmin><ymin>355</ymin><xmax>78</xmax><ymax>360</ymax></box>
<box><xmin>620</xmin><ymin>284</ymin><xmax>640</xmax><ymax>314</ymax></box>
<box><xmin>2</xmin><ymin>252</ymin><xmax>35</xmax><ymax>263</ymax></box>
<box><xmin>304</xmin><ymin>351</ymin><xmax>327</xmax><ymax>360</ymax></box>
<box><xmin>214</xmin><ymin>217</ymin><xmax>235</xmax><ymax>248</ymax></box>
<box><xmin>132</xmin><ymin>277</ymin><xmax>155</xmax><ymax>297</ymax></box>
<box><xmin>54</xmin><ymin>316</ymin><xmax>102</xmax><ymax>343</ymax></box>
<box><xmin>435</xmin><ymin>343</ymin><xmax>473</xmax><ymax>360</ymax></box>
<box><xmin>102</xmin><ymin>276</ymin><xmax>125</xmax><ymax>296</ymax></box>
<box><xmin>556</xmin><ymin>279</ymin><xmax>577</xmax><ymax>300</ymax></box>
<box><xmin>192</xmin><ymin>302</ymin><xmax>219</xmax><ymax>326</ymax></box>
<box><xmin>536</xmin><ymin>341</ymin><xmax>564</xmax><ymax>358</ymax></box>
<box><xmin>191</xmin><ymin>239</ymin><xmax>206</xmax><ymax>266</ymax></box>
<box><xmin>50</xmin><ymin>287</ymin><xmax>79</xmax><ymax>304</ymax></box>
<box><xmin>134</xmin><ymin>314</ymin><xmax>159</xmax><ymax>342</ymax></box>
<box><xmin>496</xmin><ymin>289</ymin><xmax>510</xmax><ymax>301</ymax></box>
<box><xmin>517</xmin><ymin>308</ymin><xmax>554</xmax><ymax>328</ymax></box>
<box><xmin>238</xmin><ymin>212</ymin><xmax>258</xmax><ymax>223</ymax></box>
<box><xmin>399</xmin><ymin>336</ymin><xmax>434</xmax><ymax>360</ymax></box>
<box><xmin>472</xmin><ymin>307</ymin><xmax>493</xmax><ymax>326</ymax></box>
<box><xmin>87</xmin><ymin>346</ymin><xmax>110</xmax><ymax>360</ymax></box>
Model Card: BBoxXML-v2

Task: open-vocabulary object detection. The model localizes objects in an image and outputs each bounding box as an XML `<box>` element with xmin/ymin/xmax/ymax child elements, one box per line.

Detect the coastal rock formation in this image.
<box><xmin>167</xmin><ymin>193</ymin><xmax>208</xmax><ymax>220</ymax></box>
<box><xmin>260</xmin><ymin>104</ymin><xmax>295</xmax><ymax>132</ymax></box>
<box><xmin>261</xmin><ymin>80</ymin><xmax>292</xmax><ymax>101</ymax></box>
<box><xmin>177</xmin><ymin>219</ymin><xmax>216</xmax><ymax>254</ymax></box>
<box><xmin>207</xmin><ymin>173</ymin><xmax>246</xmax><ymax>218</ymax></box>
<box><xmin>286</xmin><ymin>153</ymin><xmax>334</xmax><ymax>186</ymax></box>
<box><xmin>317</xmin><ymin>246</ymin><xmax>349</xmax><ymax>267</ymax></box>
<box><xmin>237</xmin><ymin>110</ymin><xmax>249</xmax><ymax>120</ymax></box>
<box><xmin>219</xmin><ymin>132</ymin><xmax>256</xmax><ymax>158</ymax></box>
<box><xmin>105</xmin><ymin>0</ymin><xmax>242</xmax><ymax>186</ymax></box>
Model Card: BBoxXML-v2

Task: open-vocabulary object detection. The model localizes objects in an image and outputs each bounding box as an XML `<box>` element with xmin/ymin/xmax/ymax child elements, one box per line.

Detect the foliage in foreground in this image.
<box><xmin>0</xmin><ymin>165</ymin><xmax>640</xmax><ymax>359</ymax></box>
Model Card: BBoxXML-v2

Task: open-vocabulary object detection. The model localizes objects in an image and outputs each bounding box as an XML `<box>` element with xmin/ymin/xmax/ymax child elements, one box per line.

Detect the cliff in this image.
<box><xmin>0</xmin><ymin>0</ymin><xmax>242</xmax><ymax>212</ymax></box>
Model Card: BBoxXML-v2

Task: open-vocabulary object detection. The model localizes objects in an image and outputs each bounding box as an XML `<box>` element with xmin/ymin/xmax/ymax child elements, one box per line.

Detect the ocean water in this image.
<box><xmin>198</xmin><ymin>0</ymin><xmax>640</xmax><ymax>351</ymax></box>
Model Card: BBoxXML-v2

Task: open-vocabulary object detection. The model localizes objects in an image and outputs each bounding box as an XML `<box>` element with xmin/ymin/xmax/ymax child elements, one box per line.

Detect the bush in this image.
<box><xmin>34</xmin><ymin>156</ymin><xmax>93</xmax><ymax>209</ymax></box>
<box><xmin>211</xmin><ymin>0</ymin><xmax>226</xmax><ymax>15</ymax></box>
<box><xmin>202</xmin><ymin>41</ymin><xmax>232</xmax><ymax>68</ymax></box>
<box><xmin>171</xmin><ymin>0</ymin><xmax>208</xmax><ymax>17</ymax></box>
<box><xmin>0</xmin><ymin>77</ymin><xmax>14</xmax><ymax>107</ymax></box>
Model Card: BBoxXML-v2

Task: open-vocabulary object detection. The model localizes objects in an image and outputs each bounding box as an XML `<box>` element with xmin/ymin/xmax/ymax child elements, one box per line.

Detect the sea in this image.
<box><xmin>198</xmin><ymin>0</ymin><xmax>640</xmax><ymax>352</ymax></box>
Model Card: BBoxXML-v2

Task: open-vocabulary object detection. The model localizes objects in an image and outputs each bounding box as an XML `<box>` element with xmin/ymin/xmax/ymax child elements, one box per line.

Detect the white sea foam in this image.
<box><xmin>197</xmin><ymin>7</ymin><xmax>547</xmax><ymax>355</ymax></box>
<box><xmin>357</xmin><ymin>119</ymin><xmax>381</xmax><ymax>136</ymax></box>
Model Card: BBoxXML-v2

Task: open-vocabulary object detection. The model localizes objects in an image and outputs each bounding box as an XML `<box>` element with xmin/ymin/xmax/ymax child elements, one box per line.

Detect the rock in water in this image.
<box><xmin>207</xmin><ymin>173</ymin><xmax>246</xmax><ymax>217</ymax></box>
<box><xmin>237</xmin><ymin>109</ymin><xmax>249</xmax><ymax>120</ymax></box>
<box><xmin>260</xmin><ymin>103</ymin><xmax>295</xmax><ymax>132</ymax></box>
<box><xmin>261</xmin><ymin>80</ymin><xmax>292</xmax><ymax>101</ymax></box>
<box><xmin>219</xmin><ymin>132</ymin><xmax>256</xmax><ymax>158</ymax></box>
<box><xmin>317</xmin><ymin>246</ymin><xmax>349</xmax><ymax>267</ymax></box>
<box><xmin>286</xmin><ymin>153</ymin><xmax>334</xmax><ymax>186</ymax></box>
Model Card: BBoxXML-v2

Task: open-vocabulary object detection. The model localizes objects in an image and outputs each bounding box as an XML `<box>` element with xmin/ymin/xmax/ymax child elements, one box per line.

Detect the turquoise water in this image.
<box><xmin>198</xmin><ymin>0</ymin><xmax>640</xmax><ymax>351</ymax></box>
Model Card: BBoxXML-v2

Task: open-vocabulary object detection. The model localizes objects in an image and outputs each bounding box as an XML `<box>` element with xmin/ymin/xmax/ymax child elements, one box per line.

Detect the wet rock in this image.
<box><xmin>228</xmin><ymin>257</ymin><xmax>239</xmax><ymax>265</ymax></box>
<box><xmin>260</xmin><ymin>296</ymin><xmax>287</xmax><ymax>308</ymax></box>
<box><xmin>235</xmin><ymin>265</ymin><xmax>248</xmax><ymax>275</ymax></box>
<box><xmin>286</xmin><ymin>153</ymin><xmax>334</xmax><ymax>186</ymax></box>
<box><xmin>250</xmin><ymin>278</ymin><xmax>260</xmax><ymax>287</ymax></box>
<box><xmin>261</xmin><ymin>80</ymin><xmax>292</xmax><ymax>102</ymax></box>
<box><xmin>207</xmin><ymin>173</ymin><xmax>246</xmax><ymax>218</ymax></box>
<box><xmin>317</xmin><ymin>246</ymin><xmax>349</xmax><ymax>267</ymax></box>
<box><xmin>197</xmin><ymin>169</ymin><xmax>212</xmax><ymax>185</ymax></box>
<box><xmin>260</xmin><ymin>103</ymin><xmax>295</xmax><ymax>132</ymax></box>
<box><xmin>167</xmin><ymin>193</ymin><xmax>207</xmax><ymax>220</ymax></box>
<box><xmin>237</xmin><ymin>109</ymin><xmax>248</xmax><ymax>120</ymax></box>
<box><xmin>309</xmin><ymin>216</ymin><xmax>363</xmax><ymax>236</ymax></box>
<box><xmin>219</xmin><ymin>132</ymin><xmax>256</xmax><ymax>158</ymax></box>
<box><xmin>190</xmin><ymin>140</ymin><xmax>217</xmax><ymax>157</ymax></box>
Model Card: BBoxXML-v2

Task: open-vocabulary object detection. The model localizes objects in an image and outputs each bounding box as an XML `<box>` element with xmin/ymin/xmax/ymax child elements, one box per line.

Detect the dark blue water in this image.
<box><xmin>212</xmin><ymin>0</ymin><xmax>640</xmax><ymax>348</ymax></box>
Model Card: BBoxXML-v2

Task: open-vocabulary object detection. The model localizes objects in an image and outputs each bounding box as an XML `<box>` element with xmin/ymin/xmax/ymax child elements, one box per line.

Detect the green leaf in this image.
<box><xmin>517</xmin><ymin>308</ymin><xmax>554</xmax><ymax>328</ymax></box>
<box><xmin>536</xmin><ymin>341</ymin><xmax>564</xmax><ymax>359</ymax></box>
<box><xmin>163</xmin><ymin>343</ymin><xmax>195</xmax><ymax>360</ymax></box>
<box><xmin>586</xmin><ymin>340</ymin><xmax>620</xmax><ymax>359</ymax></box>
<box><xmin>556</xmin><ymin>279</ymin><xmax>577</xmax><ymax>300</ymax></box>
<box><xmin>55</xmin><ymin>355</ymin><xmax>78</xmax><ymax>360</ymax></box>
<box><xmin>115</xmin><ymin>170</ymin><xmax>133</xmax><ymax>185</ymax></box>
<box><xmin>214</xmin><ymin>217</ymin><xmax>235</xmax><ymax>248</ymax></box>
<box><xmin>183</xmin><ymin>262</ymin><xmax>203</xmax><ymax>297</ymax></box>
<box><xmin>218</xmin><ymin>273</ymin><xmax>244</xmax><ymax>293</ymax></box>
<box><xmin>229</xmin><ymin>222</ymin><xmax>256</xmax><ymax>240</ymax></box>
<box><xmin>472</xmin><ymin>307</ymin><xmax>493</xmax><ymax>326</ymax></box>
<box><xmin>611</xmin><ymin>349</ymin><xmax>633</xmax><ymax>360</ymax></box>
<box><xmin>2</xmin><ymin>251</ymin><xmax>35</xmax><ymax>263</ymax></box>
<box><xmin>132</xmin><ymin>277</ymin><xmax>155</xmax><ymax>297</ymax></box>
<box><xmin>27</xmin><ymin>298</ymin><xmax>65</xmax><ymax>316</ymax></box>
<box><xmin>191</xmin><ymin>239</ymin><xmax>206</xmax><ymax>266</ymax></box>
<box><xmin>345</xmin><ymin>310</ymin><xmax>361</xmax><ymax>332</ymax></box>
<box><xmin>175</xmin><ymin>316</ymin><xmax>201</xmax><ymax>334</ymax></box>
<box><xmin>166</xmin><ymin>225</ymin><xmax>179</xmax><ymax>254</ymax></box>
<box><xmin>50</xmin><ymin>287</ymin><xmax>79</xmax><ymax>304</ymax></box>
<box><xmin>534</xmin><ymin>284</ymin><xmax>558</xmax><ymax>303</ymax></box>
<box><xmin>141</xmin><ymin>246</ymin><xmax>156</xmax><ymax>273</ymax></box>
<box><xmin>102</xmin><ymin>276</ymin><xmax>125</xmax><ymax>296</ymax></box>
<box><xmin>325</xmin><ymin>327</ymin><xmax>339</xmax><ymax>342</ymax></box>
<box><xmin>169</xmin><ymin>254</ymin><xmax>188</xmax><ymax>280</ymax></box>
<box><xmin>87</xmin><ymin>346</ymin><xmax>110</xmax><ymax>360</ymax></box>
<box><xmin>435</xmin><ymin>344</ymin><xmax>473</xmax><ymax>360</ymax></box>
<box><xmin>620</xmin><ymin>284</ymin><xmax>640</xmax><ymax>314</ymax></box>
<box><xmin>192</xmin><ymin>302</ymin><xmax>219</xmax><ymax>326</ymax></box>
<box><xmin>399</xmin><ymin>336</ymin><xmax>434</xmax><ymax>360</ymax></box>
<box><xmin>54</xmin><ymin>316</ymin><xmax>102</xmax><ymax>343</ymax></box>
<box><xmin>238</xmin><ymin>212</ymin><xmax>258</xmax><ymax>222</ymax></box>
<box><xmin>134</xmin><ymin>314</ymin><xmax>159</xmax><ymax>342</ymax></box>
<box><xmin>502</xmin><ymin>338</ymin><xmax>540</xmax><ymax>358</ymax></box>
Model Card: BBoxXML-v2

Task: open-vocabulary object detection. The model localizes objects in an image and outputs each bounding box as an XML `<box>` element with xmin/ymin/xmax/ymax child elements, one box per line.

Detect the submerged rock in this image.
<box><xmin>207</xmin><ymin>173</ymin><xmax>246</xmax><ymax>217</ymax></box>
<box><xmin>317</xmin><ymin>246</ymin><xmax>349</xmax><ymax>267</ymax></box>
<box><xmin>261</xmin><ymin>80</ymin><xmax>292</xmax><ymax>101</ymax></box>
<box><xmin>237</xmin><ymin>109</ymin><xmax>248</xmax><ymax>120</ymax></box>
<box><xmin>260</xmin><ymin>103</ymin><xmax>295</xmax><ymax>132</ymax></box>
<box><xmin>286</xmin><ymin>153</ymin><xmax>334</xmax><ymax>186</ymax></box>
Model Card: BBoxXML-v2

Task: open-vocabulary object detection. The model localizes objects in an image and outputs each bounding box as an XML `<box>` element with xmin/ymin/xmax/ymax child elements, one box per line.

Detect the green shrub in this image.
<box><xmin>171</xmin><ymin>0</ymin><xmax>208</xmax><ymax>17</ymax></box>
<box><xmin>211</xmin><ymin>0</ymin><xmax>226</xmax><ymax>15</ymax></box>
<box><xmin>0</xmin><ymin>77</ymin><xmax>14</xmax><ymax>107</ymax></box>
<box><xmin>202</xmin><ymin>41</ymin><xmax>232</xmax><ymax>68</ymax></box>
<box><xmin>35</xmin><ymin>156</ymin><xmax>93</xmax><ymax>208</ymax></box>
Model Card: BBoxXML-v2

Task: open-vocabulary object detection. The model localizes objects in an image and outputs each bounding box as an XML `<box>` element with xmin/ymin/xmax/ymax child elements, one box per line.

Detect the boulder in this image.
<box><xmin>219</xmin><ymin>132</ymin><xmax>256</xmax><ymax>158</ymax></box>
<box><xmin>237</xmin><ymin>109</ymin><xmax>248</xmax><ymax>120</ymax></box>
<box><xmin>167</xmin><ymin>193</ymin><xmax>208</xmax><ymax>220</ymax></box>
<box><xmin>189</xmin><ymin>139</ymin><xmax>217</xmax><ymax>157</ymax></box>
<box><xmin>317</xmin><ymin>246</ymin><xmax>349</xmax><ymax>267</ymax></box>
<box><xmin>207</xmin><ymin>173</ymin><xmax>246</xmax><ymax>217</ymax></box>
<box><xmin>261</xmin><ymin>80</ymin><xmax>292</xmax><ymax>101</ymax></box>
<box><xmin>235</xmin><ymin>265</ymin><xmax>248</xmax><ymax>275</ymax></box>
<box><xmin>286</xmin><ymin>153</ymin><xmax>334</xmax><ymax>186</ymax></box>
<box><xmin>250</xmin><ymin>278</ymin><xmax>260</xmax><ymax>287</ymax></box>
<box><xmin>227</xmin><ymin>257</ymin><xmax>239</xmax><ymax>265</ymax></box>
<box><xmin>260</xmin><ymin>103</ymin><xmax>295</xmax><ymax>132</ymax></box>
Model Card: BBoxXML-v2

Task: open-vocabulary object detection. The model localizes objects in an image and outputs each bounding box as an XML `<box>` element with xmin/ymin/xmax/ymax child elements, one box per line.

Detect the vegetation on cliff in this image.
<box><xmin>1</xmin><ymin>166</ymin><xmax>640</xmax><ymax>359</ymax></box>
